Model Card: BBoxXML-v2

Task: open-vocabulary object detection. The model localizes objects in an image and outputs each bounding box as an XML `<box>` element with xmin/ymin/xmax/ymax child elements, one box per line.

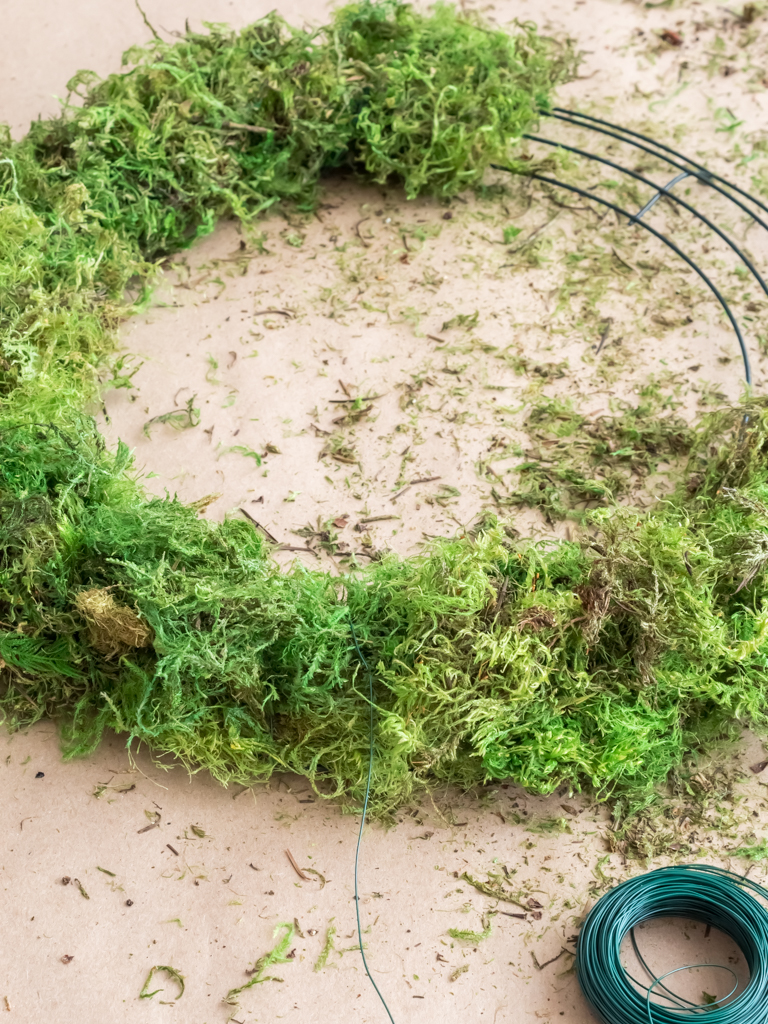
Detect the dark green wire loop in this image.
<box><xmin>576</xmin><ymin>865</ymin><xmax>768</xmax><ymax>1024</ymax></box>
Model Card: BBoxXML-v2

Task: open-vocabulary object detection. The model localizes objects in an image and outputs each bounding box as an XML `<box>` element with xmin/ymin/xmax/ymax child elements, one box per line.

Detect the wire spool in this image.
<box><xmin>576</xmin><ymin>864</ymin><xmax>768</xmax><ymax>1023</ymax></box>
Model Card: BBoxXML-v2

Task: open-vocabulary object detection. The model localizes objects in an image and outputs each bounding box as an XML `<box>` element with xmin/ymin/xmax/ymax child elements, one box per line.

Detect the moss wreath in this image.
<box><xmin>1</xmin><ymin>0</ymin><xmax>767</xmax><ymax>815</ymax></box>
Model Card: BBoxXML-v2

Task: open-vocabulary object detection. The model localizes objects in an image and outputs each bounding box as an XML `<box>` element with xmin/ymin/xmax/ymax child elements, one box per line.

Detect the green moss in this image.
<box><xmin>140</xmin><ymin>965</ymin><xmax>185</xmax><ymax>1000</ymax></box>
<box><xmin>6</xmin><ymin>401</ymin><xmax>768</xmax><ymax>811</ymax></box>
<box><xmin>496</xmin><ymin>388</ymin><xmax>692</xmax><ymax>522</ymax></box>
<box><xmin>733</xmin><ymin>839</ymin><xmax>768</xmax><ymax>862</ymax></box>
<box><xmin>448</xmin><ymin>912</ymin><xmax>495</xmax><ymax>942</ymax></box>
<box><xmin>3</xmin><ymin>2</ymin><xmax>768</xmax><ymax>816</ymax></box>
<box><xmin>314</xmin><ymin>922</ymin><xmax>337</xmax><ymax>972</ymax></box>
<box><xmin>225</xmin><ymin>922</ymin><xmax>294</xmax><ymax>1003</ymax></box>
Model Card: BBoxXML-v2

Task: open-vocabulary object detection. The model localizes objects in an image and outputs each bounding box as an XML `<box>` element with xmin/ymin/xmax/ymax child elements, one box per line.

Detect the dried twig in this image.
<box><xmin>594</xmin><ymin>317</ymin><xmax>614</xmax><ymax>356</ymax></box>
<box><xmin>531</xmin><ymin>948</ymin><xmax>569</xmax><ymax>971</ymax></box>
<box><xmin>285</xmin><ymin>849</ymin><xmax>309</xmax><ymax>880</ymax></box>
<box><xmin>0</xmin><ymin>663</ymin><xmax>39</xmax><ymax>710</ymax></box>
<box><xmin>328</xmin><ymin>394</ymin><xmax>382</xmax><ymax>403</ymax></box>
<box><xmin>239</xmin><ymin>508</ymin><xmax>278</xmax><ymax>543</ymax></box>
<box><xmin>223</xmin><ymin>120</ymin><xmax>270</xmax><ymax>134</ymax></box>
<box><xmin>354</xmin><ymin>218</ymin><xmax>371</xmax><ymax>248</ymax></box>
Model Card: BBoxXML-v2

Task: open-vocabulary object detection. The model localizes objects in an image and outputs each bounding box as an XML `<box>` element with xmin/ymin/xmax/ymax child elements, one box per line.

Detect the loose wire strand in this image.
<box><xmin>349</xmin><ymin>619</ymin><xmax>396</xmax><ymax>1024</ymax></box>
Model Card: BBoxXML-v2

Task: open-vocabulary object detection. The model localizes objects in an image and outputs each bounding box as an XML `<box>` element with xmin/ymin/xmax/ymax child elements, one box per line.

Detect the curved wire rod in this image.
<box><xmin>543</xmin><ymin>109</ymin><xmax>768</xmax><ymax>236</ymax></box>
<box><xmin>490</xmin><ymin>165</ymin><xmax>752</xmax><ymax>387</ymax></box>
<box><xmin>551</xmin><ymin>106</ymin><xmax>768</xmax><ymax>220</ymax></box>
<box><xmin>524</xmin><ymin>133</ymin><xmax>768</xmax><ymax>299</ymax></box>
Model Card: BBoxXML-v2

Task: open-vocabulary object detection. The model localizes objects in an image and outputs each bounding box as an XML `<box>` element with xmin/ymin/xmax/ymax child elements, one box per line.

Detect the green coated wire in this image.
<box><xmin>576</xmin><ymin>865</ymin><xmax>768</xmax><ymax>1024</ymax></box>
<box><xmin>349</xmin><ymin>619</ymin><xmax>397</xmax><ymax>1024</ymax></box>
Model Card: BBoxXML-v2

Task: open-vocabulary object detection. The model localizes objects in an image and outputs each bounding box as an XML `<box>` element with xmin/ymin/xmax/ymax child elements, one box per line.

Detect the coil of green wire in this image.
<box><xmin>576</xmin><ymin>864</ymin><xmax>768</xmax><ymax>1023</ymax></box>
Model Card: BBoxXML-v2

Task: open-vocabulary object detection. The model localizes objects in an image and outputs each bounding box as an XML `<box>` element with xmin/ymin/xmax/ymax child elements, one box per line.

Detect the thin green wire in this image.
<box><xmin>349</xmin><ymin>619</ymin><xmax>396</xmax><ymax>1024</ymax></box>
<box><xmin>576</xmin><ymin>864</ymin><xmax>768</xmax><ymax>1024</ymax></box>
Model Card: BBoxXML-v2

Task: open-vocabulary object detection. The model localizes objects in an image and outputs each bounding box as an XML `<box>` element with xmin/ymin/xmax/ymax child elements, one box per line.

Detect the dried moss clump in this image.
<box><xmin>74</xmin><ymin>589</ymin><xmax>153</xmax><ymax>658</ymax></box>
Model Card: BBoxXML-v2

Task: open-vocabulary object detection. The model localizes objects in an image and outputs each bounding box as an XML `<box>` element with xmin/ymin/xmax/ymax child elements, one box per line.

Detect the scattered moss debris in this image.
<box><xmin>733</xmin><ymin>839</ymin><xmax>768</xmax><ymax>862</ymax></box>
<box><xmin>460</xmin><ymin>873</ymin><xmax>526</xmax><ymax>908</ymax></box>
<box><xmin>143</xmin><ymin>395</ymin><xmax>200</xmax><ymax>439</ymax></box>
<box><xmin>608</xmin><ymin>752</ymin><xmax>749</xmax><ymax>862</ymax></box>
<box><xmin>527</xmin><ymin>816</ymin><xmax>572</xmax><ymax>835</ymax></box>
<box><xmin>2</xmin><ymin>1</ymin><xmax>768</xmax><ymax>817</ymax></box>
<box><xmin>448</xmin><ymin>911</ymin><xmax>496</xmax><ymax>943</ymax></box>
<box><xmin>302</xmin><ymin>867</ymin><xmax>327</xmax><ymax>888</ymax></box>
<box><xmin>225</xmin><ymin>922</ymin><xmax>294</xmax><ymax>1004</ymax></box>
<box><xmin>450</xmin><ymin>964</ymin><xmax>469</xmax><ymax>982</ymax></box>
<box><xmin>139</xmin><ymin>965</ymin><xmax>185</xmax><ymax>1001</ymax></box>
<box><xmin>496</xmin><ymin>388</ymin><xmax>692</xmax><ymax>523</ymax></box>
<box><xmin>314</xmin><ymin>921</ymin><xmax>338</xmax><ymax>972</ymax></box>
